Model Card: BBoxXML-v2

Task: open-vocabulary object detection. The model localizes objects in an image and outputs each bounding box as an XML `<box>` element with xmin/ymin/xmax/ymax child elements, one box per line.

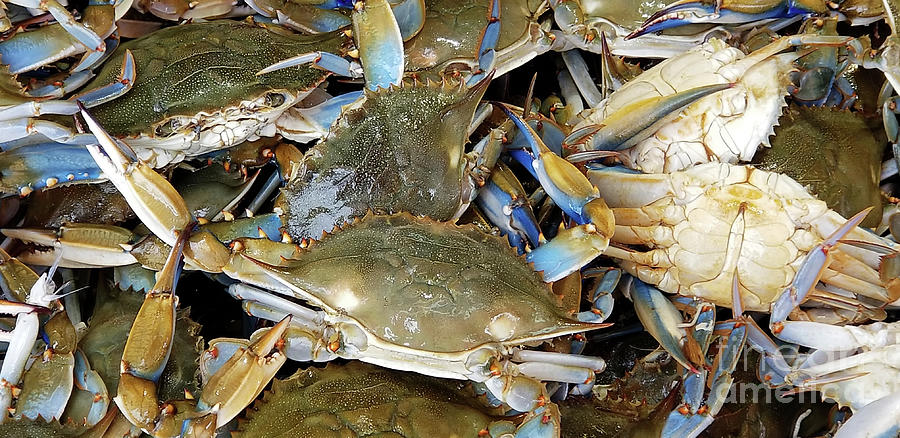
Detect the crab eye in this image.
<box><xmin>263</xmin><ymin>92</ymin><xmax>286</xmax><ymax>108</ymax></box>
<box><xmin>154</xmin><ymin>119</ymin><xmax>181</xmax><ymax>137</ymax></box>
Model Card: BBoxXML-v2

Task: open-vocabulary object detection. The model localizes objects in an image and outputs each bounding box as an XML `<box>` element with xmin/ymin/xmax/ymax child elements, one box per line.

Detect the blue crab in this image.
<box><xmin>69</xmin><ymin>19</ymin><xmax>355</xmax><ymax>168</ymax></box>
<box><xmin>222</xmin><ymin>212</ymin><xmax>609</xmax><ymax>414</ymax></box>
<box><xmin>588</xmin><ymin>163</ymin><xmax>899</xmax><ymax>315</ymax></box>
<box><xmin>548</xmin><ymin>0</ymin><xmax>733</xmax><ymax>59</ymax></box>
<box><xmin>233</xmin><ymin>362</ymin><xmax>560</xmax><ymax>437</ymax></box>
<box><xmin>568</xmin><ymin>33</ymin><xmax>853</xmax><ymax>173</ymax></box>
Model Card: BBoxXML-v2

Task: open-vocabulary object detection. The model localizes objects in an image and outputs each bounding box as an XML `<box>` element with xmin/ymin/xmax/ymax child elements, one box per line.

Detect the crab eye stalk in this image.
<box><xmin>154</xmin><ymin>119</ymin><xmax>182</xmax><ymax>137</ymax></box>
<box><xmin>264</xmin><ymin>92</ymin><xmax>287</xmax><ymax>108</ymax></box>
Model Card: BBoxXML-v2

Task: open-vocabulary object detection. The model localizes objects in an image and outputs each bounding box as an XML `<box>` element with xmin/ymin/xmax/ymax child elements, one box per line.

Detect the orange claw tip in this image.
<box><xmin>677</xmin><ymin>404</ymin><xmax>691</xmax><ymax>415</ymax></box>
<box><xmin>478</xmin><ymin>430</ymin><xmax>490</xmax><ymax>437</ymax></box>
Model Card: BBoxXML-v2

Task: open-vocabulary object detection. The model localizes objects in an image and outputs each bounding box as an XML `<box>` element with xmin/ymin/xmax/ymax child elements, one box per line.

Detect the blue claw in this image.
<box><xmin>627</xmin><ymin>0</ymin><xmax>826</xmax><ymax>39</ymax></box>
<box><xmin>498</xmin><ymin>105</ymin><xmax>597</xmax><ymax>224</ymax></box>
<box><xmin>391</xmin><ymin>0</ymin><xmax>426</xmax><ymax>41</ymax></box>
<box><xmin>498</xmin><ymin>105</ymin><xmax>614</xmax><ymax>282</ymax></box>
<box><xmin>73</xmin><ymin>50</ymin><xmax>136</xmax><ymax>108</ymax></box>
<box><xmin>352</xmin><ymin>0</ymin><xmax>404</xmax><ymax>90</ymax></box>
<box><xmin>476</xmin><ymin>163</ymin><xmax>543</xmax><ymax>253</ymax></box>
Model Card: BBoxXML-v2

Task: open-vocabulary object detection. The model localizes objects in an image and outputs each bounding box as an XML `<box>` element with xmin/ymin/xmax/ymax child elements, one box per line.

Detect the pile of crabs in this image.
<box><xmin>0</xmin><ymin>0</ymin><xmax>900</xmax><ymax>435</ymax></box>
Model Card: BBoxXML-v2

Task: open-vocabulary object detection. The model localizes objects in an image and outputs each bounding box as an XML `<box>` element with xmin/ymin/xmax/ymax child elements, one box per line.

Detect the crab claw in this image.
<box><xmin>79</xmin><ymin>103</ymin><xmax>192</xmax><ymax>248</ymax></box>
<box><xmin>352</xmin><ymin>0</ymin><xmax>404</xmax><ymax>90</ymax></box>
<box><xmin>498</xmin><ymin>105</ymin><xmax>615</xmax><ymax>282</ymax></box>
<box><xmin>475</xmin><ymin>162</ymin><xmax>544</xmax><ymax>253</ymax></box>
<box><xmin>115</xmin><ymin>229</ymin><xmax>187</xmax><ymax>432</ymax></box>
<box><xmin>627</xmin><ymin>0</ymin><xmax>827</xmax><ymax>39</ymax></box>
<box><xmin>197</xmin><ymin>315</ymin><xmax>290</xmax><ymax>428</ymax></box>
<box><xmin>629</xmin><ymin>278</ymin><xmax>700</xmax><ymax>374</ymax></box>
<box><xmin>565</xmin><ymin>83</ymin><xmax>734</xmax><ymax>152</ymax></box>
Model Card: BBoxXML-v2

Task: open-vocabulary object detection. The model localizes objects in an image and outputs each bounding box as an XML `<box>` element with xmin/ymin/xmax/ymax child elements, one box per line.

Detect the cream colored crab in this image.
<box><xmin>588</xmin><ymin>162</ymin><xmax>899</xmax><ymax>315</ymax></box>
<box><xmin>572</xmin><ymin>34</ymin><xmax>851</xmax><ymax>173</ymax></box>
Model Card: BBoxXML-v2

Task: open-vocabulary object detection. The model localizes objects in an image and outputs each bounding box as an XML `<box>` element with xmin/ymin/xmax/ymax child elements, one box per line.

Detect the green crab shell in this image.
<box><xmin>83</xmin><ymin>20</ymin><xmax>349</xmax><ymax>136</ymax></box>
<box><xmin>277</xmin><ymin>76</ymin><xmax>490</xmax><ymax>242</ymax></box>
<box><xmin>234</xmin><ymin>214</ymin><xmax>593</xmax><ymax>354</ymax></box>
<box><xmin>404</xmin><ymin>0</ymin><xmax>547</xmax><ymax>77</ymax></box>
<box><xmin>753</xmin><ymin>105</ymin><xmax>883</xmax><ymax>228</ymax></box>
<box><xmin>236</xmin><ymin>362</ymin><xmax>504</xmax><ymax>437</ymax></box>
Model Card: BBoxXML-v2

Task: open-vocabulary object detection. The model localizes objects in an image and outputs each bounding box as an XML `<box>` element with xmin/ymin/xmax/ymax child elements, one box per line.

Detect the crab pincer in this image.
<box><xmin>116</xmin><ymin>228</ymin><xmax>291</xmax><ymax>436</ymax></box>
<box><xmin>497</xmin><ymin>105</ymin><xmax>615</xmax><ymax>283</ymax></box>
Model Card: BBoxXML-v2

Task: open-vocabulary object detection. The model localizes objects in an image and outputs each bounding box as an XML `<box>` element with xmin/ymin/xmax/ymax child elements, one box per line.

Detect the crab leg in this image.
<box><xmin>0</xmin><ymin>101</ymin><xmax>81</xmax><ymax>121</ymax></box>
<box><xmin>11</xmin><ymin>0</ymin><xmax>105</xmax><ymax>50</ymax></box>
<box><xmin>510</xmin><ymin>349</ymin><xmax>606</xmax><ymax>388</ymax></box>
<box><xmin>468</xmin><ymin>0</ymin><xmax>500</xmax><ymax>85</ymax></box>
<box><xmin>662</xmin><ymin>319</ymin><xmax>747</xmax><ymax>438</ymax></box>
<box><xmin>770</xmin><ymin>208</ymin><xmax>871</xmax><ymax>328</ymax></box>
<box><xmin>256</xmin><ymin>51</ymin><xmax>363</xmax><ymax>78</ymax></box>
<box><xmin>225</xmin><ymin>283</ymin><xmax>337</xmax><ymax>363</ymax></box>
<box><xmin>71</xmin><ymin>50</ymin><xmax>136</xmax><ymax>107</ymax></box>
<box><xmin>276</xmin><ymin>90</ymin><xmax>363</xmax><ymax>142</ymax></box>
<box><xmin>629</xmin><ymin>278</ymin><xmax>699</xmax><ymax>373</ymax></box>
<box><xmin>577</xmin><ymin>267</ymin><xmax>618</xmax><ymax>323</ymax></box>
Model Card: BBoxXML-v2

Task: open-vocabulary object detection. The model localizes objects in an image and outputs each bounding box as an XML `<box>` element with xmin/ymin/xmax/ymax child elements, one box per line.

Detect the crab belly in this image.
<box><xmin>628</xmin><ymin>183</ymin><xmax>805</xmax><ymax>310</ymax></box>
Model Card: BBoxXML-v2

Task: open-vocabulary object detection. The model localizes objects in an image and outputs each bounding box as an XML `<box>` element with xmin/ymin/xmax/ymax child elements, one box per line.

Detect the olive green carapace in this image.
<box><xmin>84</xmin><ymin>20</ymin><xmax>349</xmax><ymax>135</ymax></box>
<box><xmin>263</xmin><ymin>214</ymin><xmax>584</xmax><ymax>353</ymax></box>
<box><xmin>236</xmin><ymin>362</ymin><xmax>500</xmax><ymax>437</ymax></box>
<box><xmin>404</xmin><ymin>0</ymin><xmax>543</xmax><ymax>74</ymax></box>
<box><xmin>278</xmin><ymin>78</ymin><xmax>489</xmax><ymax>241</ymax></box>
<box><xmin>754</xmin><ymin>105</ymin><xmax>883</xmax><ymax>227</ymax></box>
